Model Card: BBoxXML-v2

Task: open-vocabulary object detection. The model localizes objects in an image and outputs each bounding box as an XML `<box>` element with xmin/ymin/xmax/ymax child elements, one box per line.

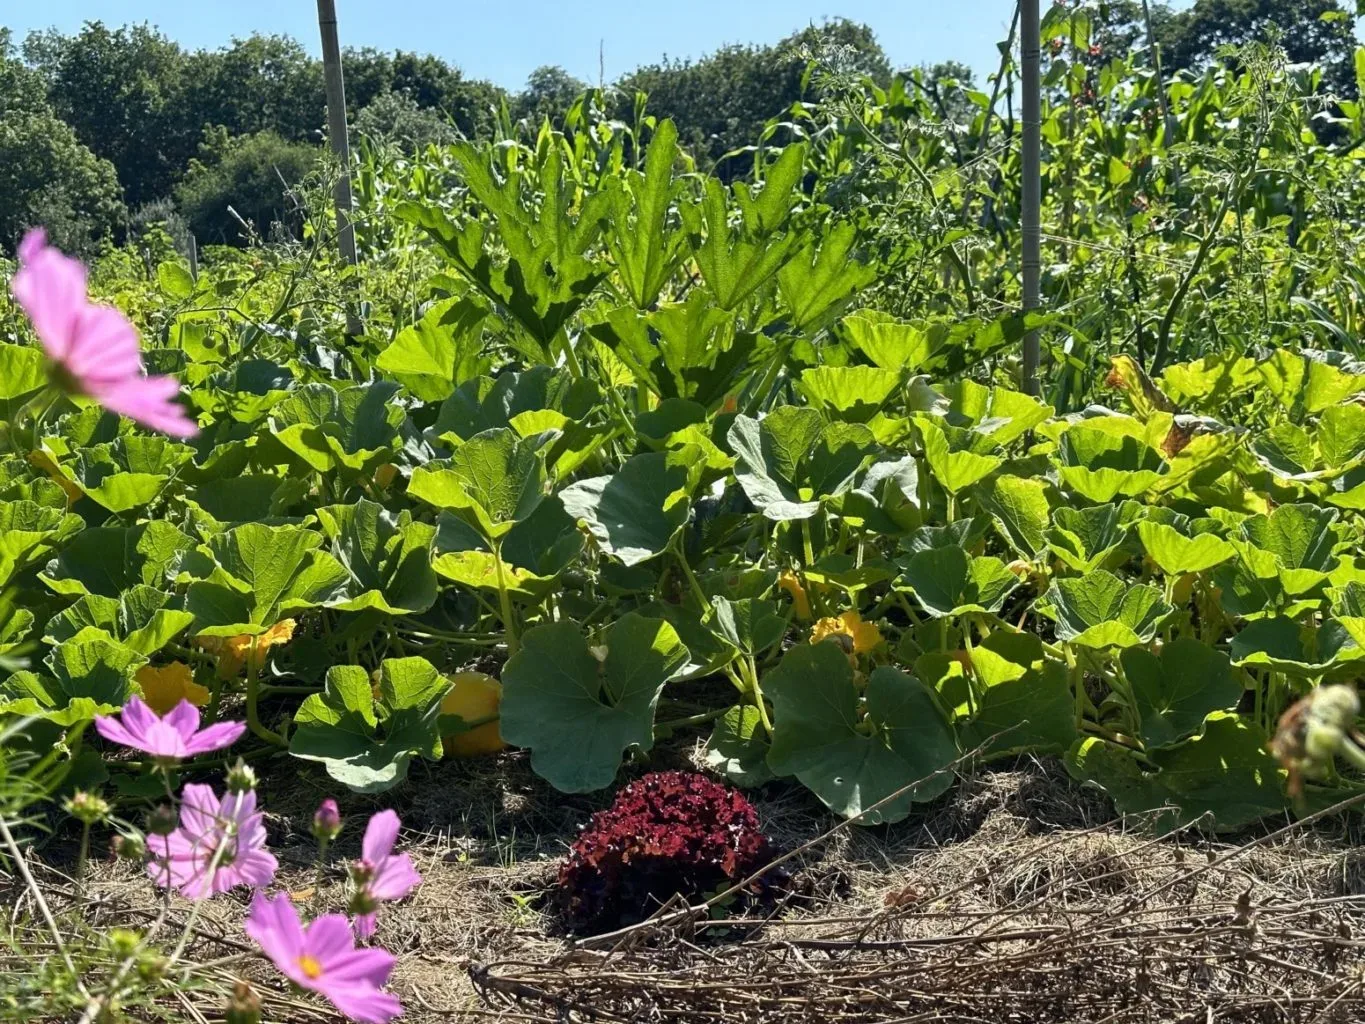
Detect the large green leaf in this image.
<box><xmin>289</xmin><ymin>658</ymin><xmax>449</xmax><ymax>794</ymax></box>
<box><xmin>1136</xmin><ymin>521</ymin><xmax>1235</xmax><ymax>576</ymax></box>
<box><xmin>45</xmin><ymin>586</ymin><xmax>194</xmax><ymax>657</ymax></box>
<box><xmin>70</xmin><ymin>437</ymin><xmax>193</xmax><ymax>513</ymax></box>
<box><xmin>500</xmin><ymin>614</ymin><xmax>689</xmax><ymax>792</ymax></box>
<box><xmin>1047</xmin><ymin>502</ymin><xmax>1137</xmax><ymax>573</ymax></box>
<box><xmin>0</xmin><ymin>630</ymin><xmax>145</xmax><ymax>727</ymax></box>
<box><xmin>917</xmin><ymin>416</ymin><xmax>1003</xmax><ymax>494</ymax></box>
<box><xmin>765</xmin><ymin>644</ymin><xmax>958</xmax><ymax>824</ymax></box>
<box><xmin>898</xmin><ymin>546</ymin><xmax>1019</xmax><ymax>618</ymax></box>
<box><xmin>187</xmin><ymin>523</ymin><xmax>349</xmax><ymax>635</ymax></box>
<box><xmin>604</xmin><ymin>119</ymin><xmax>687</xmax><ymax>310</ymax></box>
<box><xmin>1040</xmin><ymin>571</ymin><xmax>1174</xmax><ymax>648</ymax></box>
<box><xmin>960</xmin><ymin>631</ymin><xmax>1076</xmax><ymax>757</ymax></box>
<box><xmin>397</xmin><ymin>143</ymin><xmax>609</xmax><ymax>348</ymax></box>
<box><xmin>559</xmin><ymin>449</ymin><xmax>699</xmax><ymax>566</ymax></box>
<box><xmin>430</xmin><ymin>496</ymin><xmax>582</xmax><ymax>597</ymax></box>
<box><xmin>704</xmin><ymin>704</ymin><xmax>774</xmax><ymax>787</ymax></box>
<box><xmin>728</xmin><ymin>408</ymin><xmax>874</xmax><ymax>521</ymax></box>
<box><xmin>374</xmin><ymin>296</ymin><xmax>491</xmax><ymax>402</ymax></box>
<box><xmin>269</xmin><ymin>381</ymin><xmax>403</xmax><ymax>473</ymax></box>
<box><xmin>408</xmin><ymin>427</ymin><xmax>547</xmax><ymax>540</ymax></box>
<box><xmin>316</xmin><ymin>500</ymin><xmax>438</xmax><ymax>615</ymax></box>
<box><xmin>977</xmin><ymin>474</ymin><xmax>1050</xmax><ymax>558</ymax></box>
<box><xmin>688</xmin><ymin>143</ymin><xmax>804</xmax><ymax>309</ymax></box>
<box><xmin>777</xmin><ymin>222</ymin><xmax>877</xmax><ymax>330</ymax></box>
<box><xmin>0</xmin><ymin>500</ymin><xmax>84</xmax><ymax>588</ymax></box>
<box><xmin>0</xmin><ymin>343</ymin><xmax>47</xmax><ymax>420</ymax></box>
<box><xmin>1068</xmin><ymin>714</ymin><xmax>1284</xmax><ymax>832</ymax></box>
<box><xmin>1120</xmin><ymin>639</ymin><xmax>1241</xmax><ymax>748</ymax></box>
<box><xmin>797</xmin><ymin>366</ymin><xmax>903</xmax><ymax>424</ymax></box>
<box><xmin>42</xmin><ymin>522</ymin><xmax>194</xmax><ymax>598</ymax></box>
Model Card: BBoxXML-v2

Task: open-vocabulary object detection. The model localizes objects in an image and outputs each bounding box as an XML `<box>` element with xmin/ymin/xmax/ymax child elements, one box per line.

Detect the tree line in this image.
<box><xmin>0</xmin><ymin>0</ymin><xmax>1356</xmax><ymax>253</ymax></box>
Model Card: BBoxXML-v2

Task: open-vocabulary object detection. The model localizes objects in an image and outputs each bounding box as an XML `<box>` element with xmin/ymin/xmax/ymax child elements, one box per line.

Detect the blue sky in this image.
<box><xmin>4</xmin><ymin>1</ymin><xmax>1174</xmax><ymax>90</ymax></box>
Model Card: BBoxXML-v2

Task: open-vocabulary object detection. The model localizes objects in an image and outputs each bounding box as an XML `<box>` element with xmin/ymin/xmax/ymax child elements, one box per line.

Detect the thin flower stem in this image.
<box><xmin>0</xmin><ymin>815</ymin><xmax>89</xmax><ymax>999</ymax></box>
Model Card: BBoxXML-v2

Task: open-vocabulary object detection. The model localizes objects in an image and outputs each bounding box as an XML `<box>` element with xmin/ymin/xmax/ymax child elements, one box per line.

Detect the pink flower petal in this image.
<box><xmin>322</xmin><ymin>984</ymin><xmax>403</xmax><ymax>1024</ymax></box>
<box><xmin>306</xmin><ymin>915</ymin><xmax>360</xmax><ymax>964</ymax></box>
<box><xmin>119</xmin><ymin>696</ymin><xmax>158</xmax><ymax>737</ymax></box>
<box><xmin>322</xmin><ymin>947</ymin><xmax>398</xmax><ymax>987</ymax></box>
<box><xmin>93</xmin><ymin>375</ymin><xmax>200</xmax><ymax>438</ymax></box>
<box><xmin>245</xmin><ymin>892</ymin><xmax>307</xmax><ymax>979</ymax></box>
<box><xmin>64</xmin><ymin>304</ymin><xmax>143</xmax><ymax>386</ymax></box>
<box><xmin>162</xmin><ymin>699</ymin><xmax>201</xmax><ymax>739</ymax></box>
<box><xmin>93</xmin><ymin>714</ymin><xmax>138</xmax><ymax>749</ymax></box>
<box><xmin>17</xmin><ymin>228</ymin><xmax>47</xmax><ymax>264</ymax></box>
<box><xmin>370</xmin><ymin>854</ymin><xmax>421</xmax><ymax>901</ymax></box>
<box><xmin>362</xmin><ymin>810</ymin><xmax>401</xmax><ymax>864</ymax></box>
<box><xmin>182</xmin><ymin>720</ymin><xmax>246</xmax><ymax>756</ymax></box>
<box><xmin>352</xmin><ymin>912</ymin><xmax>377</xmax><ymax>940</ymax></box>
<box><xmin>10</xmin><ymin>235</ymin><xmax>87</xmax><ymax>363</ymax></box>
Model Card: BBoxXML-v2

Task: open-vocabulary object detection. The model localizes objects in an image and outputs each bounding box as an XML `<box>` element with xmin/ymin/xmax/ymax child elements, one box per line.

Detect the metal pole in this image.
<box><xmin>1020</xmin><ymin>0</ymin><xmax>1042</xmax><ymax>396</ymax></box>
<box><xmin>317</xmin><ymin>0</ymin><xmax>362</xmax><ymax>336</ymax></box>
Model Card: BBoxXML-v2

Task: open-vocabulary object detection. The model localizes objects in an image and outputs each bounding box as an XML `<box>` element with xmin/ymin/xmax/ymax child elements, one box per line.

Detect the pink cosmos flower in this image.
<box><xmin>146</xmin><ymin>783</ymin><xmax>278</xmax><ymax>900</ymax></box>
<box><xmin>95</xmin><ymin>696</ymin><xmax>245</xmax><ymax>761</ymax></box>
<box><xmin>245</xmin><ymin>891</ymin><xmax>403</xmax><ymax>1023</ymax></box>
<box><xmin>10</xmin><ymin>229</ymin><xmax>198</xmax><ymax>438</ymax></box>
<box><xmin>347</xmin><ymin>810</ymin><xmax>422</xmax><ymax>940</ymax></box>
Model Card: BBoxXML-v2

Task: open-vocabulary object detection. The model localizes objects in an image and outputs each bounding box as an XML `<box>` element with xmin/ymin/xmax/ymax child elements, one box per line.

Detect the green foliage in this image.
<box><xmin>173</xmin><ymin>130</ymin><xmax>320</xmax><ymax>243</ymax></box>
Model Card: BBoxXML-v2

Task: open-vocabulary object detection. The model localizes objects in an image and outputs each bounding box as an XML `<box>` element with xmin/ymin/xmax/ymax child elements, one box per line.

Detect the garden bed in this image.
<box><xmin>13</xmin><ymin>746</ymin><xmax>1365</xmax><ymax>1023</ymax></box>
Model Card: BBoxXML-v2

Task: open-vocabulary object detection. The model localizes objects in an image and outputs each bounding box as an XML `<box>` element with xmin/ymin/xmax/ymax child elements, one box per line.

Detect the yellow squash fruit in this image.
<box><xmin>441</xmin><ymin>672</ymin><xmax>507</xmax><ymax>758</ymax></box>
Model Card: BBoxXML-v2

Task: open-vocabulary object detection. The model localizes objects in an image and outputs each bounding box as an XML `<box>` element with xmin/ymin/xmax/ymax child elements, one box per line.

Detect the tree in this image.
<box><xmin>614</xmin><ymin>18</ymin><xmax>891</xmax><ymax>178</ymax></box>
<box><xmin>1155</xmin><ymin>0</ymin><xmax>1357</xmax><ymax>96</ymax></box>
<box><xmin>173</xmin><ymin>130</ymin><xmax>319</xmax><ymax>243</ymax></box>
<box><xmin>180</xmin><ymin>35</ymin><xmax>324</xmax><ymax>145</ymax></box>
<box><xmin>354</xmin><ymin>91</ymin><xmax>458</xmax><ymax>150</ymax></box>
<box><xmin>0</xmin><ymin>30</ymin><xmax>124</xmax><ymax>254</ymax></box>
<box><xmin>513</xmin><ymin>66</ymin><xmax>590</xmax><ymax>128</ymax></box>
<box><xmin>22</xmin><ymin>22</ymin><xmax>192</xmax><ymax>208</ymax></box>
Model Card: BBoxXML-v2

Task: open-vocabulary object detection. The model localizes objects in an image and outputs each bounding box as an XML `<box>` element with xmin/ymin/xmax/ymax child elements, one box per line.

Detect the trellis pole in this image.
<box><xmin>1020</xmin><ymin>0</ymin><xmax>1042</xmax><ymax>396</ymax></box>
<box><xmin>316</xmin><ymin>0</ymin><xmax>362</xmax><ymax>336</ymax></box>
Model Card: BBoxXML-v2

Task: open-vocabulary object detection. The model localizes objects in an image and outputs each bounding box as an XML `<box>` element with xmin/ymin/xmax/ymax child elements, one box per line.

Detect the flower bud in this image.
<box><xmin>225</xmin><ymin>980</ymin><xmax>262</xmax><ymax>1024</ymax></box>
<box><xmin>106</xmin><ymin>928</ymin><xmax>141</xmax><ymax>957</ymax></box>
<box><xmin>346</xmin><ymin>886</ymin><xmax>380</xmax><ymax>917</ymax></box>
<box><xmin>146</xmin><ymin>804</ymin><xmax>178</xmax><ymax>837</ymax></box>
<box><xmin>112</xmin><ymin>833</ymin><xmax>147</xmax><ymax>863</ymax></box>
<box><xmin>225</xmin><ymin>758</ymin><xmax>258</xmax><ymax>794</ymax></box>
<box><xmin>312</xmin><ymin>798</ymin><xmax>342</xmax><ymax>842</ymax></box>
<box><xmin>63</xmin><ymin>790</ymin><xmax>111</xmax><ymax>826</ymax></box>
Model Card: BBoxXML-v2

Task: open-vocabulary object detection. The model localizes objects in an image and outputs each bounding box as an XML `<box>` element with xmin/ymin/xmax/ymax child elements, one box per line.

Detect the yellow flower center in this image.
<box><xmin>297</xmin><ymin>954</ymin><xmax>324</xmax><ymax>980</ymax></box>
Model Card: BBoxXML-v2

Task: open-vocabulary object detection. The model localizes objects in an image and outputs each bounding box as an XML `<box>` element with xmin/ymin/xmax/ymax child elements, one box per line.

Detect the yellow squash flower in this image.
<box><xmin>811</xmin><ymin>610</ymin><xmax>882</xmax><ymax>656</ymax></box>
<box><xmin>135</xmin><ymin>662</ymin><xmax>210</xmax><ymax>715</ymax></box>
<box><xmin>199</xmin><ymin>619</ymin><xmax>297</xmax><ymax>679</ymax></box>
<box><xmin>777</xmin><ymin>570</ymin><xmax>812</xmax><ymax>621</ymax></box>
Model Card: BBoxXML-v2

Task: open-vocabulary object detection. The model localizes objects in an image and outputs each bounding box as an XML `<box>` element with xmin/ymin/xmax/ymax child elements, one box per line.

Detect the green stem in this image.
<box><xmin>801</xmin><ymin>519</ymin><xmax>816</xmax><ymax>570</ymax></box>
<box><xmin>245</xmin><ymin>662</ymin><xmax>287</xmax><ymax>748</ymax></box>
<box><xmin>656</xmin><ymin>708</ymin><xmax>730</xmax><ymax>732</ymax></box>
<box><xmin>674</xmin><ymin>543</ymin><xmax>711</xmax><ymax>612</ymax></box>
<box><xmin>491</xmin><ymin>539</ymin><xmax>519</xmax><ymax>658</ymax></box>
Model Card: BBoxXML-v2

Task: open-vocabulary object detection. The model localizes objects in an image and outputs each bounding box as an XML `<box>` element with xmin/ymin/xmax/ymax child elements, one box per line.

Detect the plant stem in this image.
<box><xmin>245</xmin><ymin>662</ymin><xmax>287</xmax><ymax>748</ymax></box>
<box><xmin>0</xmin><ymin>815</ymin><xmax>87</xmax><ymax>998</ymax></box>
<box><xmin>491</xmin><ymin>539</ymin><xmax>519</xmax><ymax>658</ymax></box>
